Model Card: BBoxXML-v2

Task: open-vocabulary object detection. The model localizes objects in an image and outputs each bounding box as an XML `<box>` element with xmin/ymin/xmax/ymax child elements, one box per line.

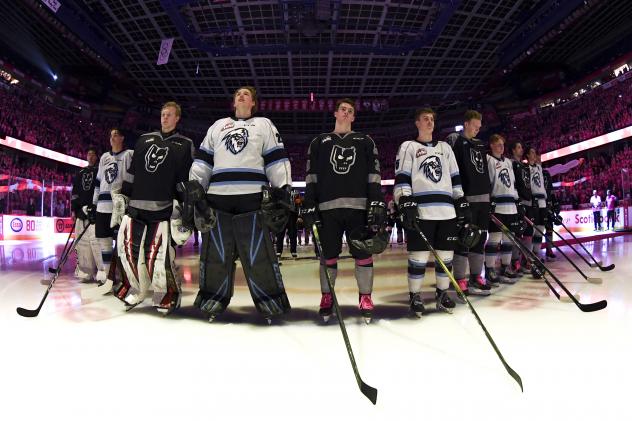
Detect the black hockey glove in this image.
<box><xmin>300</xmin><ymin>204</ymin><xmax>318</xmax><ymax>231</ymax></box>
<box><xmin>454</xmin><ymin>197</ymin><xmax>472</xmax><ymax>227</ymax></box>
<box><xmin>85</xmin><ymin>205</ymin><xmax>96</xmax><ymax>224</ymax></box>
<box><xmin>177</xmin><ymin>181</ymin><xmax>216</xmax><ymax>232</ymax></box>
<box><xmin>490</xmin><ymin>201</ymin><xmax>497</xmax><ymax>215</ymax></box>
<box><xmin>75</xmin><ymin>206</ymin><xmax>88</xmax><ymax>221</ymax></box>
<box><xmin>516</xmin><ymin>201</ymin><xmax>526</xmax><ymax>220</ymax></box>
<box><xmin>367</xmin><ymin>200</ymin><xmax>387</xmax><ymax>228</ymax></box>
<box><xmin>261</xmin><ymin>185</ymin><xmax>293</xmax><ymax>234</ymax></box>
<box><xmin>398</xmin><ymin>196</ymin><xmax>420</xmax><ymax>232</ymax></box>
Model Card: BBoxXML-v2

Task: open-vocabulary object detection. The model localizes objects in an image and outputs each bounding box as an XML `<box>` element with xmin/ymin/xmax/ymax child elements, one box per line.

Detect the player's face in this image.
<box><xmin>234</xmin><ymin>89</ymin><xmax>256</xmax><ymax>115</ymax></box>
<box><xmin>415</xmin><ymin>113</ymin><xmax>434</xmax><ymax>136</ymax></box>
<box><xmin>464</xmin><ymin>118</ymin><xmax>481</xmax><ymax>138</ymax></box>
<box><xmin>110</xmin><ymin>130</ymin><xmax>124</xmax><ymax>149</ymax></box>
<box><xmin>512</xmin><ymin>143</ymin><xmax>523</xmax><ymax>159</ymax></box>
<box><xmin>490</xmin><ymin>140</ymin><xmax>504</xmax><ymax>156</ymax></box>
<box><xmin>161</xmin><ymin>106</ymin><xmax>180</xmax><ymax>132</ymax></box>
<box><xmin>334</xmin><ymin>103</ymin><xmax>355</xmax><ymax>125</ymax></box>
<box><xmin>527</xmin><ymin>149</ymin><xmax>537</xmax><ymax>163</ymax></box>
<box><xmin>86</xmin><ymin>150</ymin><xmax>97</xmax><ymax>166</ymax></box>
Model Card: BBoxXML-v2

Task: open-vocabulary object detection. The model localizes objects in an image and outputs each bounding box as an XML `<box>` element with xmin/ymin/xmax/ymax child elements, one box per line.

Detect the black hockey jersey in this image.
<box><xmin>511</xmin><ymin>158</ymin><xmax>532</xmax><ymax>205</ymax></box>
<box><xmin>71</xmin><ymin>165</ymin><xmax>97</xmax><ymax>212</ymax></box>
<box><xmin>446</xmin><ymin>132</ymin><xmax>490</xmax><ymax>200</ymax></box>
<box><xmin>121</xmin><ymin>130</ymin><xmax>195</xmax><ymax>218</ymax></box>
<box><xmin>304</xmin><ymin>132</ymin><xmax>383</xmax><ymax>211</ymax></box>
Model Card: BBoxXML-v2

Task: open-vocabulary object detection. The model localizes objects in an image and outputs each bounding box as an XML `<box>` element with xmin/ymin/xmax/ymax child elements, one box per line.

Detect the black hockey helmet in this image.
<box><xmin>456</xmin><ymin>223</ymin><xmax>481</xmax><ymax>249</ymax></box>
<box><xmin>348</xmin><ymin>226</ymin><xmax>391</xmax><ymax>255</ymax></box>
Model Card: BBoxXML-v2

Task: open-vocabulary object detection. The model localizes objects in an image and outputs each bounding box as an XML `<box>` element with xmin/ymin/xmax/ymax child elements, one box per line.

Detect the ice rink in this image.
<box><xmin>1</xmin><ymin>234</ymin><xmax>630</xmax><ymax>421</ymax></box>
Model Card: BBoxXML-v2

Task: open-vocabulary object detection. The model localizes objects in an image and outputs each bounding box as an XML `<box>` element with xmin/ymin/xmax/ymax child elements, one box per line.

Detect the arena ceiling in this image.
<box><xmin>2</xmin><ymin>0</ymin><xmax>631</xmax><ymax>137</ymax></box>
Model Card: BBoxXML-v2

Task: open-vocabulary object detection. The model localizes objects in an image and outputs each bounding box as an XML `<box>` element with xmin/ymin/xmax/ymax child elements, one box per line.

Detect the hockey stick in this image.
<box><xmin>552</xmin><ymin>212</ymin><xmax>614</xmax><ymax>271</ymax></box>
<box><xmin>491</xmin><ymin>215</ymin><xmax>607</xmax><ymax>312</ymax></box>
<box><xmin>17</xmin><ymin>222</ymin><xmax>92</xmax><ymax>318</ymax></box>
<box><xmin>414</xmin><ymin>222</ymin><xmax>523</xmax><ymax>392</ymax></box>
<box><xmin>48</xmin><ymin>218</ymin><xmax>77</xmax><ymax>275</ymax></box>
<box><xmin>522</xmin><ymin>216</ymin><xmax>602</xmax><ymax>284</ymax></box>
<box><xmin>312</xmin><ymin>223</ymin><xmax>378</xmax><ymax>405</ymax></box>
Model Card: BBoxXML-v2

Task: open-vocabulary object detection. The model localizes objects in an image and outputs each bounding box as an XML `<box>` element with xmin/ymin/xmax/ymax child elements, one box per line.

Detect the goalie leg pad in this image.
<box><xmin>195</xmin><ymin>210</ymin><xmax>237</xmax><ymax>316</ymax></box>
<box><xmin>143</xmin><ymin>221</ymin><xmax>181</xmax><ymax>308</ymax></box>
<box><xmin>117</xmin><ymin>215</ymin><xmax>151</xmax><ymax>304</ymax></box>
<box><xmin>76</xmin><ymin>219</ymin><xmax>97</xmax><ymax>278</ymax></box>
<box><xmin>232</xmin><ymin>211</ymin><xmax>291</xmax><ymax>317</ymax></box>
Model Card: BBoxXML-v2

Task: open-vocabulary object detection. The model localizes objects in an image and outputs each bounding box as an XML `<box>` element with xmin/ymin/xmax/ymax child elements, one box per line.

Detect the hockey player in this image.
<box><xmin>93</xmin><ymin>128</ymin><xmax>133</xmax><ymax>286</ymax></box>
<box><xmin>445</xmin><ymin>110</ymin><xmax>491</xmax><ymax>296</ymax></box>
<box><xmin>71</xmin><ymin>147</ymin><xmax>101</xmax><ymax>282</ymax></box>
<box><xmin>484</xmin><ymin>135</ymin><xmax>519</xmax><ymax>286</ymax></box>
<box><xmin>302</xmin><ymin>98</ymin><xmax>385</xmax><ymax>323</ymax></box>
<box><xmin>113</xmin><ymin>101</ymin><xmax>195</xmax><ymax>313</ymax></box>
<box><xmin>510</xmin><ymin>141</ymin><xmax>531</xmax><ymax>275</ymax></box>
<box><xmin>188</xmin><ymin>86</ymin><xmax>293</xmax><ymax>322</ymax></box>
<box><xmin>394</xmin><ymin>108</ymin><xmax>467</xmax><ymax>316</ymax></box>
<box><xmin>526</xmin><ymin>146</ymin><xmax>548</xmax><ymax>261</ymax></box>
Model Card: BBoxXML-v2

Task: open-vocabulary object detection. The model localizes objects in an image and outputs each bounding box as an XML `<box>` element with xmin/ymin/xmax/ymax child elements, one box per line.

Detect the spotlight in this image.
<box><xmin>52</xmin><ymin>73</ymin><xmax>58</xmax><ymax>81</ymax></box>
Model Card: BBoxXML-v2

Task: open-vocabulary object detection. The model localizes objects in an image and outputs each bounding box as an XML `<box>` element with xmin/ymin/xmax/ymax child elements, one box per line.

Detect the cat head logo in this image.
<box><xmin>104</xmin><ymin>162</ymin><xmax>118</xmax><ymax>184</ymax></box>
<box><xmin>470</xmin><ymin>149</ymin><xmax>484</xmax><ymax>173</ymax></box>
<box><xmin>222</xmin><ymin>128</ymin><xmax>249</xmax><ymax>155</ymax></box>
<box><xmin>420</xmin><ymin>155</ymin><xmax>442</xmax><ymax>183</ymax></box>
<box><xmin>81</xmin><ymin>172</ymin><xmax>94</xmax><ymax>191</ymax></box>
<box><xmin>330</xmin><ymin>145</ymin><xmax>356</xmax><ymax>174</ymax></box>
<box><xmin>499</xmin><ymin>168</ymin><xmax>511</xmax><ymax>188</ymax></box>
<box><xmin>145</xmin><ymin>144</ymin><xmax>169</xmax><ymax>173</ymax></box>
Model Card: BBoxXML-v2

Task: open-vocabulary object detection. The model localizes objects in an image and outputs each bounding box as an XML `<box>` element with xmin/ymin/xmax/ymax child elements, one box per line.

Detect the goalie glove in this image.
<box><xmin>110</xmin><ymin>190</ymin><xmax>129</xmax><ymax>228</ymax></box>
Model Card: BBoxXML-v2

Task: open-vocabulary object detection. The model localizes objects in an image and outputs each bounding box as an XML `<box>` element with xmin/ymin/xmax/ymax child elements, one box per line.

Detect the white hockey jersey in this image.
<box><xmin>393</xmin><ymin>139</ymin><xmax>464</xmax><ymax>220</ymax></box>
<box><xmin>189</xmin><ymin>116</ymin><xmax>292</xmax><ymax>195</ymax></box>
<box><xmin>529</xmin><ymin>163</ymin><xmax>547</xmax><ymax>208</ymax></box>
<box><xmin>93</xmin><ymin>149</ymin><xmax>134</xmax><ymax>213</ymax></box>
<box><xmin>487</xmin><ymin>154</ymin><xmax>518</xmax><ymax>215</ymax></box>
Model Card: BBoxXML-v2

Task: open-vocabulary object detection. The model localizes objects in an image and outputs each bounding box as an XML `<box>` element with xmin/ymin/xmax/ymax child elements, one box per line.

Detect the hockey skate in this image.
<box><xmin>409</xmin><ymin>292</ymin><xmax>425</xmax><ymax>318</ymax></box>
<box><xmin>95</xmin><ymin>270</ymin><xmax>108</xmax><ymax>287</ymax></box>
<box><xmin>155</xmin><ymin>289</ymin><xmax>181</xmax><ymax>316</ymax></box>
<box><xmin>319</xmin><ymin>292</ymin><xmax>334</xmax><ymax>323</ymax></box>
<box><xmin>469</xmin><ymin>275</ymin><xmax>492</xmax><ymax>296</ymax></box>
<box><xmin>484</xmin><ymin>266</ymin><xmax>501</xmax><ymax>288</ymax></box>
<box><xmin>123</xmin><ymin>293</ymin><xmax>145</xmax><ymax>312</ymax></box>
<box><xmin>453</xmin><ymin>278</ymin><xmax>469</xmax><ymax>304</ymax></box>
<box><xmin>546</xmin><ymin>250</ymin><xmax>557</xmax><ymax>261</ymax></box>
<box><xmin>499</xmin><ymin>265</ymin><xmax>517</xmax><ymax>284</ymax></box>
<box><xmin>435</xmin><ymin>289</ymin><xmax>455</xmax><ymax>314</ymax></box>
<box><xmin>359</xmin><ymin>294</ymin><xmax>374</xmax><ymax>324</ymax></box>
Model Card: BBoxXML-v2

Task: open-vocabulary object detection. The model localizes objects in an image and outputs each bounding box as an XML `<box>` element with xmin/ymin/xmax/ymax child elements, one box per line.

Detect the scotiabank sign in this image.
<box><xmin>558</xmin><ymin>207</ymin><xmax>630</xmax><ymax>233</ymax></box>
<box><xmin>0</xmin><ymin>215</ymin><xmax>74</xmax><ymax>240</ymax></box>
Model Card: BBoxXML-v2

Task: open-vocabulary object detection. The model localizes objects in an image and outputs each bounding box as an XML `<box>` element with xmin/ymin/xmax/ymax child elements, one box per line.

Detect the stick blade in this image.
<box><xmin>16</xmin><ymin>307</ymin><xmax>40</xmax><ymax>317</ymax></box>
<box><xmin>505</xmin><ymin>364</ymin><xmax>524</xmax><ymax>392</ymax></box>
<box><xmin>587</xmin><ymin>277</ymin><xmax>603</xmax><ymax>284</ymax></box>
<box><xmin>589</xmin><ymin>261</ymin><xmax>602</xmax><ymax>268</ymax></box>
<box><xmin>599</xmin><ymin>264</ymin><xmax>615</xmax><ymax>272</ymax></box>
<box><xmin>580</xmin><ymin>299</ymin><xmax>608</xmax><ymax>312</ymax></box>
<box><xmin>360</xmin><ymin>381</ymin><xmax>378</xmax><ymax>405</ymax></box>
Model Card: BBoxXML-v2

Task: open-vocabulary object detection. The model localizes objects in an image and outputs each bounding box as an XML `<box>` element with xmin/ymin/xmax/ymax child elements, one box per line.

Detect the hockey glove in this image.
<box><xmin>110</xmin><ymin>191</ymin><xmax>129</xmax><ymax>228</ymax></box>
<box><xmin>260</xmin><ymin>185</ymin><xmax>292</xmax><ymax>234</ymax></box>
<box><xmin>367</xmin><ymin>201</ymin><xmax>387</xmax><ymax>228</ymax></box>
<box><xmin>454</xmin><ymin>196</ymin><xmax>472</xmax><ymax>227</ymax></box>
<box><xmin>177</xmin><ymin>181</ymin><xmax>216</xmax><ymax>232</ymax></box>
<box><xmin>300</xmin><ymin>204</ymin><xmax>318</xmax><ymax>231</ymax></box>
<box><xmin>516</xmin><ymin>201</ymin><xmax>526</xmax><ymax>220</ymax></box>
<box><xmin>75</xmin><ymin>206</ymin><xmax>88</xmax><ymax>221</ymax></box>
<box><xmin>490</xmin><ymin>201</ymin><xmax>497</xmax><ymax>215</ymax></box>
<box><xmin>457</xmin><ymin>223</ymin><xmax>482</xmax><ymax>249</ymax></box>
<box><xmin>170</xmin><ymin>215</ymin><xmax>192</xmax><ymax>246</ymax></box>
<box><xmin>398</xmin><ymin>196</ymin><xmax>420</xmax><ymax>232</ymax></box>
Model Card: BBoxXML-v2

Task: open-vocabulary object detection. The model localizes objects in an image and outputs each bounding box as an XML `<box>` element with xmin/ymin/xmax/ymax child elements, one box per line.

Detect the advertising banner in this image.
<box><xmin>557</xmin><ymin>207</ymin><xmax>629</xmax><ymax>233</ymax></box>
<box><xmin>1</xmin><ymin>215</ymin><xmax>74</xmax><ymax>240</ymax></box>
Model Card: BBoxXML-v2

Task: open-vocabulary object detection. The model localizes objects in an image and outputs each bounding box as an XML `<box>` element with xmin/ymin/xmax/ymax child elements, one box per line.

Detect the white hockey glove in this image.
<box><xmin>110</xmin><ymin>190</ymin><xmax>129</xmax><ymax>228</ymax></box>
<box><xmin>170</xmin><ymin>201</ymin><xmax>192</xmax><ymax>245</ymax></box>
